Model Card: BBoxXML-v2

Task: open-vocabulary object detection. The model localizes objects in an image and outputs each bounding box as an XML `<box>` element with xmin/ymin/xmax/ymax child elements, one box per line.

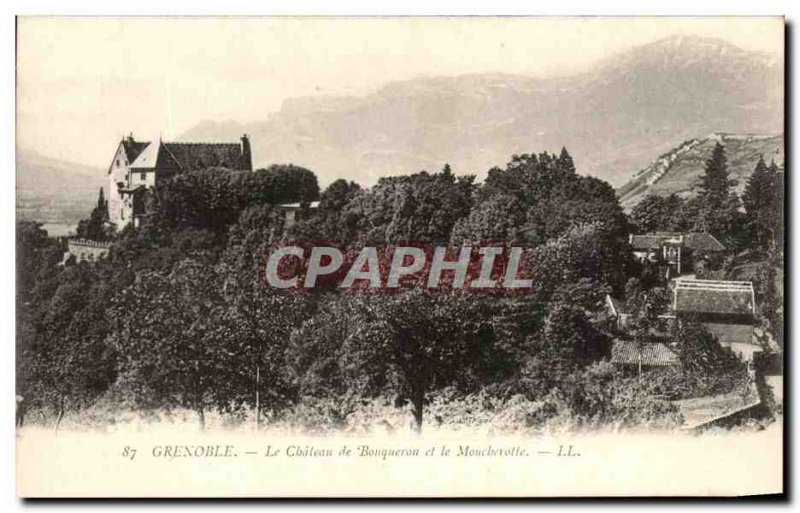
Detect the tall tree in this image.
<box><xmin>342</xmin><ymin>166</ymin><xmax>475</xmax><ymax>245</ymax></box>
<box><xmin>693</xmin><ymin>143</ymin><xmax>741</xmax><ymax>241</ymax></box>
<box><xmin>109</xmin><ymin>260</ymin><xmax>251</xmax><ymax>428</ymax></box>
<box><xmin>288</xmin><ymin>290</ymin><xmax>509</xmax><ymax>431</ymax></box>
<box><xmin>630</xmin><ymin>193</ymin><xmax>688</xmax><ymax>233</ymax></box>
<box><xmin>290</xmin><ymin>179</ymin><xmax>363</xmax><ymax>241</ymax></box>
<box><xmin>770</xmin><ymin>160</ymin><xmax>785</xmax><ymax>253</ymax></box>
<box><xmin>698</xmin><ymin>142</ymin><xmax>735</xmax><ymax>203</ymax></box>
<box><xmin>742</xmin><ymin>156</ymin><xmax>776</xmax><ymax>249</ymax></box>
<box><xmin>519</xmin><ymin>282</ymin><xmax>611</xmax><ymax>399</ymax></box>
<box><xmin>76</xmin><ymin>188</ymin><xmax>112</xmax><ymax>241</ymax></box>
<box><xmin>18</xmin><ymin>261</ymin><xmax>117</xmax><ymax>427</ymax></box>
<box><xmin>97</xmin><ymin>187</ymin><xmax>107</xmax><ymax>213</ymax></box>
<box><xmin>460</xmin><ymin>149</ymin><xmax>629</xmax><ymax>253</ymax></box>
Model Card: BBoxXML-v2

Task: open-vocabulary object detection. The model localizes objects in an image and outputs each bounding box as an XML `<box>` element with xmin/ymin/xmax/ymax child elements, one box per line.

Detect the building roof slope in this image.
<box><xmin>122</xmin><ymin>139</ymin><xmax>150</xmax><ymax>164</ymax></box>
<box><xmin>629</xmin><ymin>232</ymin><xmax>726</xmax><ymax>252</ymax></box>
<box><xmin>129</xmin><ymin>140</ymin><xmax>251</xmax><ymax>171</ymax></box>
<box><xmin>129</xmin><ymin>142</ymin><xmax>159</xmax><ymax>169</ymax></box>
<box><xmin>630</xmin><ymin>235</ymin><xmax>664</xmax><ymax>250</ymax></box>
<box><xmin>673</xmin><ymin>279</ymin><xmax>755</xmax><ymax>315</ymax></box>
<box><xmin>611</xmin><ymin>340</ymin><xmax>680</xmax><ymax>366</ymax></box>
<box><xmin>703</xmin><ymin>322</ymin><xmax>755</xmax><ymax>344</ymax></box>
<box><xmin>163</xmin><ymin>142</ymin><xmax>248</xmax><ymax>171</ymax></box>
<box><xmin>683</xmin><ymin>233</ymin><xmax>726</xmax><ymax>252</ymax></box>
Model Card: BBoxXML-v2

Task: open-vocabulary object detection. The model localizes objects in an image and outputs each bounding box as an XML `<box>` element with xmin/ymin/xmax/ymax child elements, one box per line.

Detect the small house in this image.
<box><xmin>672</xmin><ymin>278</ymin><xmax>760</xmax><ymax>362</ymax></box>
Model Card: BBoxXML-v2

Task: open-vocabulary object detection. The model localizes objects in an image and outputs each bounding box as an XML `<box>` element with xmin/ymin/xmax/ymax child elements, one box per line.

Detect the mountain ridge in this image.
<box><xmin>16</xmin><ymin>35</ymin><xmax>783</xmax><ymax>225</ymax></box>
<box><xmin>16</xmin><ymin>149</ymin><xmax>105</xmax><ymax>225</ymax></box>
<box><xmin>616</xmin><ymin>132</ymin><xmax>784</xmax><ymax>210</ymax></box>
<box><xmin>179</xmin><ymin>35</ymin><xmax>782</xmax><ymax>187</ymax></box>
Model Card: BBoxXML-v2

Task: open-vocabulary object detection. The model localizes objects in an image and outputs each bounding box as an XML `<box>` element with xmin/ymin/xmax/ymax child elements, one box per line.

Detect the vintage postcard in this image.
<box><xmin>15</xmin><ymin>16</ymin><xmax>784</xmax><ymax>497</ymax></box>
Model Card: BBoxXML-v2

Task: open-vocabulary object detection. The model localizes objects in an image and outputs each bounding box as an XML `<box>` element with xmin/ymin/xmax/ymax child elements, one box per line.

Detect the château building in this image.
<box><xmin>107</xmin><ymin>134</ymin><xmax>252</xmax><ymax>229</ymax></box>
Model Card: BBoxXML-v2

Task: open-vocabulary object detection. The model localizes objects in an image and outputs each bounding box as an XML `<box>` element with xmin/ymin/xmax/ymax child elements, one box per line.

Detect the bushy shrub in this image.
<box><xmin>273</xmin><ymin>396</ymin><xmax>359</xmax><ymax>434</ymax></box>
<box><xmin>421</xmin><ymin>389</ymin><xmax>561</xmax><ymax>434</ymax></box>
<box><xmin>545</xmin><ymin>362</ymin><xmax>683</xmax><ymax>431</ymax></box>
<box><xmin>673</xmin><ymin>322</ymin><xmax>750</xmax><ymax>398</ymax></box>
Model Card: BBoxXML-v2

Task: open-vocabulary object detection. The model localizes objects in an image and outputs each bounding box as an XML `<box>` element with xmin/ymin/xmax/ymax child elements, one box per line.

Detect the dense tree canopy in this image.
<box><xmin>691</xmin><ymin>143</ymin><xmax>743</xmax><ymax>243</ymax></box>
<box><xmin>325</xmin><ymin>165</ymin><xmax>475</xmax><ymax>245</ymax></box>
<box><xmin>454</xmin><ymin>150</ymin><xmax>629</xmax><ymax>254</ymax></box>
<box><xmin>629</xmin><ymin>193</ymin><xmax>689</xmax><ymax>234</ymax></box>
<box><xmin>150</xmin><ymin>165</ymin><xmax>319</xmax><ymax>234</ymax></box>
<box><xmin>743</xmin><ymin>157</ymin><xmax>783</xmax><ymax>252</ymax></box>
<box><xmin>17</xmin><ymin>142</ymin><xmax>764</xmax><ymax>432</ymax></box>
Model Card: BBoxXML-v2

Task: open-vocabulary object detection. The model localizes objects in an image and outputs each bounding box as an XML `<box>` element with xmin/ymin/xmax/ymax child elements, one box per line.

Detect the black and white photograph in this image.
<box><xmin>12</xmin><ymin>15</ymin><xmax>785</xmax><ymax>498</ymax></box>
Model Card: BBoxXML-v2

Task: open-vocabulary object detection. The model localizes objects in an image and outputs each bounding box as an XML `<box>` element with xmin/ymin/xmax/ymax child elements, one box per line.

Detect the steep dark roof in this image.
<box><xmin>163</xmin><ymin>142</ymin><xmax>250</xmax><ymax>171</ymax></box>
<box><xmin>611</xmin><ymin>340</ymin><xmax>680</xmax><ymax>367</ymax></box>
<box><xmin>129</xmin><ymin>140</ymin><xmax>252</xmax><ymax>172</ymax></box>
<box><xmin>122</xmin><ymin>139</ymin><xmax>150</xmax><ymax>164</ymax></box>
<box><xmin>673</xmin><ymin>279</ymin><xmax>755</xmax><ymax>315</ymax></box>
<box><xmin>128</xmin><ymin>142</ymin><xmax>159</xmax><ymax>169</ymax></box>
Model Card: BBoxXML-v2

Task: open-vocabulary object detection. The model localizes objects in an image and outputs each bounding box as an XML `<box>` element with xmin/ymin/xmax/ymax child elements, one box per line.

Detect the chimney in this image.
<box><xmin>240</xmin><ymin>134</ymin><xmax>252</xmax><ymax>171</ymax></box>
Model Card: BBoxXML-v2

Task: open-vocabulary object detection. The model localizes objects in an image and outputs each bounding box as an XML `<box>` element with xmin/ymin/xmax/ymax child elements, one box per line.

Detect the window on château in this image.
<box><xmin>140</xmin><ymin>172</ymin><xmax>146</xmax><ymax>181</ymax></box>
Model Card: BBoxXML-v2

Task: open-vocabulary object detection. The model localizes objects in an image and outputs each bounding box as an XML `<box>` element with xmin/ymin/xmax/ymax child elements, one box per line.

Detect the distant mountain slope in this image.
<box><xmin>617</xmin><ymin>133</ymin><xmax>784</xmax><ymax>209</ymax></box>
<box><xmin>16</xmin><ymin>149</ymin><xmax>105</xmax><ymax>224</ymax></box>
<box><xmin>180</xmin><ymin>35</ymin><xmax>782</xmax><ymax>187</ymax></box>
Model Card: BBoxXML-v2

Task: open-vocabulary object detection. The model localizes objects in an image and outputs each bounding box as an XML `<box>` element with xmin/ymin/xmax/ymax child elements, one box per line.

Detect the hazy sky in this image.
<box><xmin>17</xmin><ymin>16</ymin><xmax>783</xmax><ymax>168</ymax></box>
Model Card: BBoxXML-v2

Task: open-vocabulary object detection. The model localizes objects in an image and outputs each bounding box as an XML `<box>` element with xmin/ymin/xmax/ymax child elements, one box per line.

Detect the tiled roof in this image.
<box><xmin>673</xmin><ymin>279</ymin><xmax>755</xmax><ymax>315</ymax></box>
<box><xmin>629</xmin><ymin>235</ymin><xmax>664</xmax><ymax>250</ymax></box>
<box><xmin>129</xmin><ymin>141</ymin><xmax>251</xmax><ymax>171</ymax></box>
<box><xmin>67</xmin><ymin>238</ymin><xmax>112</xmax><ymax>249</ymax></box>
<box><xmin>611</xmin><ymin>340</ymin><xmax>680</xmax><ymax>367</ymax></box>
<box><xmin>629</xmin><ymin>232</ymin><xmax>726</xmax><ymax>252</ymax></box>
<box><xmin>163</xmin><ymin>142</ymin><xmax>250</xmax><ymax>171</ymax></box>
<box><xmin>683</xmin><ymin>233</ymin><xmax>726</xmax><ymax>252</ymax></box>
<box><xmin>704</xmin><ymin>322</ymin><xmax>754</xmax><ymax>344</ymax></box>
